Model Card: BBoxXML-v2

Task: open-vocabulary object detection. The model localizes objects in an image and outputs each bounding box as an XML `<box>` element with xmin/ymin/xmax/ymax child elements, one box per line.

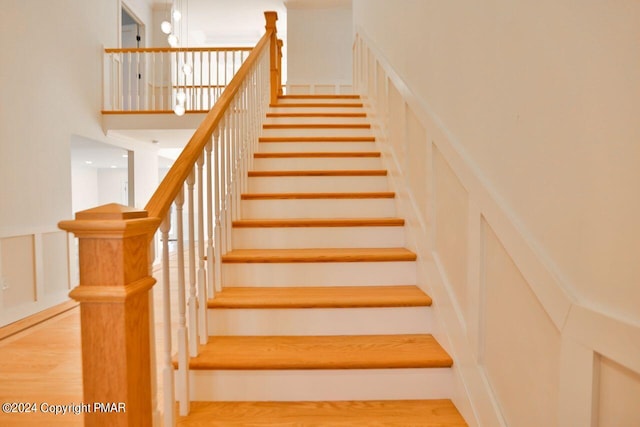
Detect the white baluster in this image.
<box><xmin>174</xmin><ymin>187</ymin><xmax>190</xmax><ymax>416</ymax></box>
<box><xmin>147</xmin><ymin>240</ymin><xmax>161</xmax><ymax>425</ymax></box>
<box><xmin>206</xmin><ymin>139</ymin><xmax>216</xmax><ymax>295</ymax></box>
<box><xmin>158</xmin><ymin>52</ymin><xmax>166</xmax><ymax>110</ymax></box>
<box><xmin>212</xmin><ymin>128</ymin><xmax>223</xmax><ymax>291</ymax></box>
<box><xmin>215</xmin><ymin>50</ymin><xmax>220</xmax><ymax>102</ymax></box>
<box><xmin>136</xmin><ymin>50</ymin><xmax>141</xmax><ymax>110</ymax></box>
<box><xmin>186</xmin><ymin>168</ymin><xmax>199</xmax><ymax>357</ymax></box>
<box><xmin>196</xmin><ymin>153</ymin><xmax>208</xmax><ymax>345</ymax></box>
<box><xmin>219</xmin><ymin>118</ymin><xmax>228</xmax><ymax>256</ymax></box>
<box><xmin>160</xmin><ymin>210</ymin><xmax>175</xmax><ymax>427</ymax></box>
<box><xmin>224</xmin><ymin>111</ymin><xmax>233</xmax><ymax>251</ymax></box>
<box><xmin>231</xmin><ymin>98</ymin><xmax>239</xmax><ymax>223</ymax></box>
<box><xmin>199</xmin><ymin>51</ymin><xmax>205</xmax><ymax>110</ymax></box>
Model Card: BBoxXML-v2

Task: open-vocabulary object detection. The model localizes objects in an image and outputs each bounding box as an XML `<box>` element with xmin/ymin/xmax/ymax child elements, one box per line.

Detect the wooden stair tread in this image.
<box><xmin>208</xmin><ymin>285</ymin><xmax>432</xmax><ymax>309</ymax></box>
<box><xmin>179</xmin><ymin>399</ymin><xmax>468</xmax><ymax>426</ymax></box>
<box><xmin>241</xmin><ymin>191</ymin><xmax>395</xmax><ymax>200</ymax></box>
<box><xmin>270</xmin><ymin>102</ymin><xmax>364</xmax><ymax>108</ymax></box>
<box><xmin>188</xmin><ymin>334</ymin><xmax>452</xmax><ymax>370</ymax></box>
<box><xmin>278</xmin><ymin>94</ymin><xmax>361</xmax><ymax>100</ymax></box>
<box><xmin>263</xmin><ymin>123</ymin><xmax>371</xmax><ymax>129</ymax></box>
<box><xmin>248</xmin><ymin>169</ymin><xmax>387</xmax><ymax>177</ymax></box>
<box><xmin>222</xmin><ymin>248</ymin><xmax>417</xmax><ymax>263</ymax></box>
<box><xmin>255</xmin><ymin>151</ymin><xmax>381</xmax><ymax>158</ymax></box>
<box><xmin>232</xmin><ymin>217</ymin><xmax>404</xmax><ymax>227</ymax></box>
<box><xmin>259</xmin><ymin>136</ymin><xmax>375</xmax><ymax>142</ymax></box>
<box><xmin>266</xmin><ymin>112</ymin><xmax>367</xmax><ymax>118</ymax></box>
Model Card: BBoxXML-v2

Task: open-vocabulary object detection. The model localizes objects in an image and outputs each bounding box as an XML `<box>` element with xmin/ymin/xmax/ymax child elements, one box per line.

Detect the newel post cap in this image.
<box><xmin>265</xmin><ymin>11</ymin><xmax>278</xmax><ymax>30</ymax></box>
<box><xmin>58</xmin><ymin>203</ymin><xmax>161</xmax><ymax>238</ymax></box>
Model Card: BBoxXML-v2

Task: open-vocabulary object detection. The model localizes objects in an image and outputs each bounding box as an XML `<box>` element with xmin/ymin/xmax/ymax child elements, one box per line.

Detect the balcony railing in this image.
<box><xmin>103</xmin><ymin>46</ymin><xmax>253</xmax><ymax>112</ymax></box>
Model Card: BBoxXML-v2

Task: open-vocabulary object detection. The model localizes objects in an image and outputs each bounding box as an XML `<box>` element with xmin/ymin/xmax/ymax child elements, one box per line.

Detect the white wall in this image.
<box><xmin>0</xmin><ymin>0</ymin><xmax>155</xmax><ymax>325</ymax></box>
<box><xmin>353</xmin><ymin>1</ymin><xmax>640</xmax><ymax>425</ymax></box>
<box><xmin>71</xmin><ymin>165</ymin><xmax>99</xmax><ymax>214</ymax></box>
<box><xmin>285</xmin><ymin>0</ymin><xmax>353</xmax><ymax>94</ymax></box>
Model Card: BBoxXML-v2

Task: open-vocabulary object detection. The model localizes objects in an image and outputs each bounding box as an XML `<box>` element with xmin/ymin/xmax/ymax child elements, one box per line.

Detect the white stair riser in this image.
<box><xmin>188</xmin><ymin>368</ymin><xmax>454</xmax><ymax>401</ymax></box>
<box><xmin>269</xmin><ymin>106</ymin><xmax>365</xmax><ymax>114</ymax></box>
<box><xmin>265</xmin><ymin>116</ymin><xmax>369</xmax><ymax>125</ymax></box>
<box><xmin>261</xmin><ymin>128</ymin><xmax>373</xmax><ymax>137</ymax></box>
<box><xmin>207</xmin><ymin>307</ymin><xmax>433</xmax><ymax>336</ymax></box>
<box><xmin>257</xmin><ymin>141</ymin><xmax>377</xmax><ymax>153</ymax></box>
<box><xmin>253</xmin><ymin>157</ymin><xmax>383</xmax><ymax>171</ymax></box>
<box><xmin>247</xmin><ymin>176</ymin><xmax>389</xmax><ymax>193</ymax></box>
<box><xmin>232</xmin><ymin>226</ymin><xmax>404</xmax><ymax>249</ymax></box>
<box><xmin>222</xmin><ymin>261</ymin><xmax>417</xmax><ymax>287</ymax></box>
<box><xmin>240</xmin><ymin>198</ymin><xmax>397</xmax><ymax>219</ymax></box>
<box><xmin>275</xmin><ymin>98</ymin><xmax>361</xmax><ymax>105</ymax></box>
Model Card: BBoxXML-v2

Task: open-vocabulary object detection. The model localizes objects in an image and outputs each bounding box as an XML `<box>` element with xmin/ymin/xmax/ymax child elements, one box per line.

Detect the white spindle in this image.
<box><xmin>213</xmin><ymin>128</ymin><xmax>223</xmax><ymax>291</ymax></box>
<box><xmin>196</xmin><ymin>153</ymin><xmax>208</xmax><ymax>345</ymax></box>
<box><xmin>232</xmin><ymin>97</ymin><xmax>241</xmax><ymax>222</ymax></box>
<box><xmin>186</xmin><ymin>169</ymin><xmax>199</xmax><ymax>357</ymax></box>
<box><xmin>206</xmin><ymin>140</ymin><xmax>216</xmax><ymax>296</ymax></box>
<box><xmin>219</xmin><ymin>118</ymin><xmax>228</xmax><ymax>256</ymax></box>
<box><xmin>224</xmin><ymin>111</ymin><xmax>233</xmax><ymax>252</ymax></box>
<box><xmin>160</xmin><ymin>211</ymin><xmax>175</xmax><ymax>427</ymax></box>
<box><xmin>198</xmin><ymin>51</ymin><xmax>205</xmax><ymax>110</ymax></box>
<box><xmin>174</xmin><ymin>188</ymin><xmax>190</xmax><ymax>416</ymax></box>
<box><xmin>160</xmin><ymin>52</ymin><xmax>164</xmax><ymax>110</ymax></box>
<box><xmin>136</xmin><ymin>51</ymin><xmax>141</xmax><ymax>110</ymax></box>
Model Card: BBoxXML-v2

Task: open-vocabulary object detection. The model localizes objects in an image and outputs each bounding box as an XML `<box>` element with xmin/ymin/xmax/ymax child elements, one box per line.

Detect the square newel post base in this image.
<box><xmin>59</xmin><ymin>203</ymin><xmax>161</xmax><ymax>427</ymax></box>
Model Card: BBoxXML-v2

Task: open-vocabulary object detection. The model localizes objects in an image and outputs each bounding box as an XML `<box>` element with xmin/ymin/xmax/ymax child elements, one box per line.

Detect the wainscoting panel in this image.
<box><xmin>597</xmin><ymin>355</ymin><xmax>640</xmax><ymax>426</ymax></box>
<box><xmin>0</xmin><ymin>235</ymin><xmax>36</xmax><ymax>308</ymax></box>
<box><xmin>482</xmin><ymin>220</ymin><xmax>561</xmax><ymax>427</ymax></box>
<box><xmin>434</xmin><ymin>146</ymin><xmax>469</xmax><ymax>325</ymax></box>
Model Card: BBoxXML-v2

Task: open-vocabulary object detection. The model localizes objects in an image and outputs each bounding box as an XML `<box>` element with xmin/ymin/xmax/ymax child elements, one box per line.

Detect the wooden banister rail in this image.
<box><xmin>59</xmin><ymin>11</ymin><xmax>280</xmax><ymax>427</ymax></box>
<box><xmin>146</xmin><ymin>15</ymin><xmax>276</xmax><ymax>222</ymax></box>
<box><xmin>104</xmin><ymin>46</ymin><xmax>253</xmax><ymax>54</ymax></box>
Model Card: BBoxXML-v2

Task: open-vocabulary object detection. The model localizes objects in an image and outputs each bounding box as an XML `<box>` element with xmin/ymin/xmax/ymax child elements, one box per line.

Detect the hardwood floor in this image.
<box><xmin>0</xmin><ymin>308</ymin><xmax>83</xmax><ymax>426</ymax></box>
<box><xmin>0</xmin><ymin>268</ymin><xmax>175</xmax><ymax>427</ymax></box>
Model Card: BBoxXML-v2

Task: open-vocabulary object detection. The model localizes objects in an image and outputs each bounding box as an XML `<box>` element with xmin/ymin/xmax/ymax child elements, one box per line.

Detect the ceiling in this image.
<box><xmin>153</xmin><ymin>0</ymin><xmax>288</xmax><ymax>46</ymax></box>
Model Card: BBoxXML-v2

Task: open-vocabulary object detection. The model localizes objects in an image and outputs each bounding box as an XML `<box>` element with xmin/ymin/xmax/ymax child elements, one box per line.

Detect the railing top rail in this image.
<box><xmin>105</xmin><ymin>46</ymin><xmax>254</xmax><ymax>54</ymax></box>
<box><xmin>144</xmin><ymin>27</ymin><xmax>274</xmax><ymax>224</ymax></box>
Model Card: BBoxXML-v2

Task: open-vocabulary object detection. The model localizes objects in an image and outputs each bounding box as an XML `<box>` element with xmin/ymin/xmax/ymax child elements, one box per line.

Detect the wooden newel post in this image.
<box><xmin>265</xmin><ymin>11</ymin><xmax>280</xmax><ymax>104</ymax></box>
<box><xmin>59</xmin><ymin>203</ymin><xmax>161</xmax><ymax>427</ymax></box>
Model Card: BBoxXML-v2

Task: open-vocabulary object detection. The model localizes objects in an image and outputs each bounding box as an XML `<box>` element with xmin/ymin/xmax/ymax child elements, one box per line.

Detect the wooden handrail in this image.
<box><xmin>145</xmin><ymin>21</ymin><xmax>274</xmax><ymax>224</ymax></box>
<box><xmin>59</xmin><ymin>11</ymin><xmax>281</xmax><ymax>426</ymax></box>
<box><xmin>105</xmin><ymin>46</ymin><xmax>253</xmax><ymax>54</ymax></box>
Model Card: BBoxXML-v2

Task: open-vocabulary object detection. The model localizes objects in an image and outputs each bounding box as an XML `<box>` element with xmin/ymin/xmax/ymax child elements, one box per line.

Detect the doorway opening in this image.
<box><xmin>121</xmin><ymin>5</ymin><xmax>145</xmax><ymax>110</ymax></box>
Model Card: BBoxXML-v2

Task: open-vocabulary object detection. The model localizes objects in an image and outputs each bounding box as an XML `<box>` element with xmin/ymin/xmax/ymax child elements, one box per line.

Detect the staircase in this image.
<box><xmin>178</xmin><ymin>95</ymin><xmax>467</xmax><ymax>426</ymax></box>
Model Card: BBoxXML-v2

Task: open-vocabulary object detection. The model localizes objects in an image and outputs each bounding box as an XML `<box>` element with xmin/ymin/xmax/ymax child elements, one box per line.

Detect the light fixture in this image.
<box><xmin>85</xmin><ymin>161</ymin><xmax>93</xmax><ymax>165</ymax></box>
<box><xmin>163</xmin><ymin>0</ymin><xmax>191</xmax><ymax>116</ymax></box>
<box><xmin>161</xmin><ymin>20</ymin><xmax>172</xmax><ymax>34</ymax></box>
<box><xmin>173</xmin><ymin>103</ymin><xmax>186</xmax><ymax>116</ymax></box>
